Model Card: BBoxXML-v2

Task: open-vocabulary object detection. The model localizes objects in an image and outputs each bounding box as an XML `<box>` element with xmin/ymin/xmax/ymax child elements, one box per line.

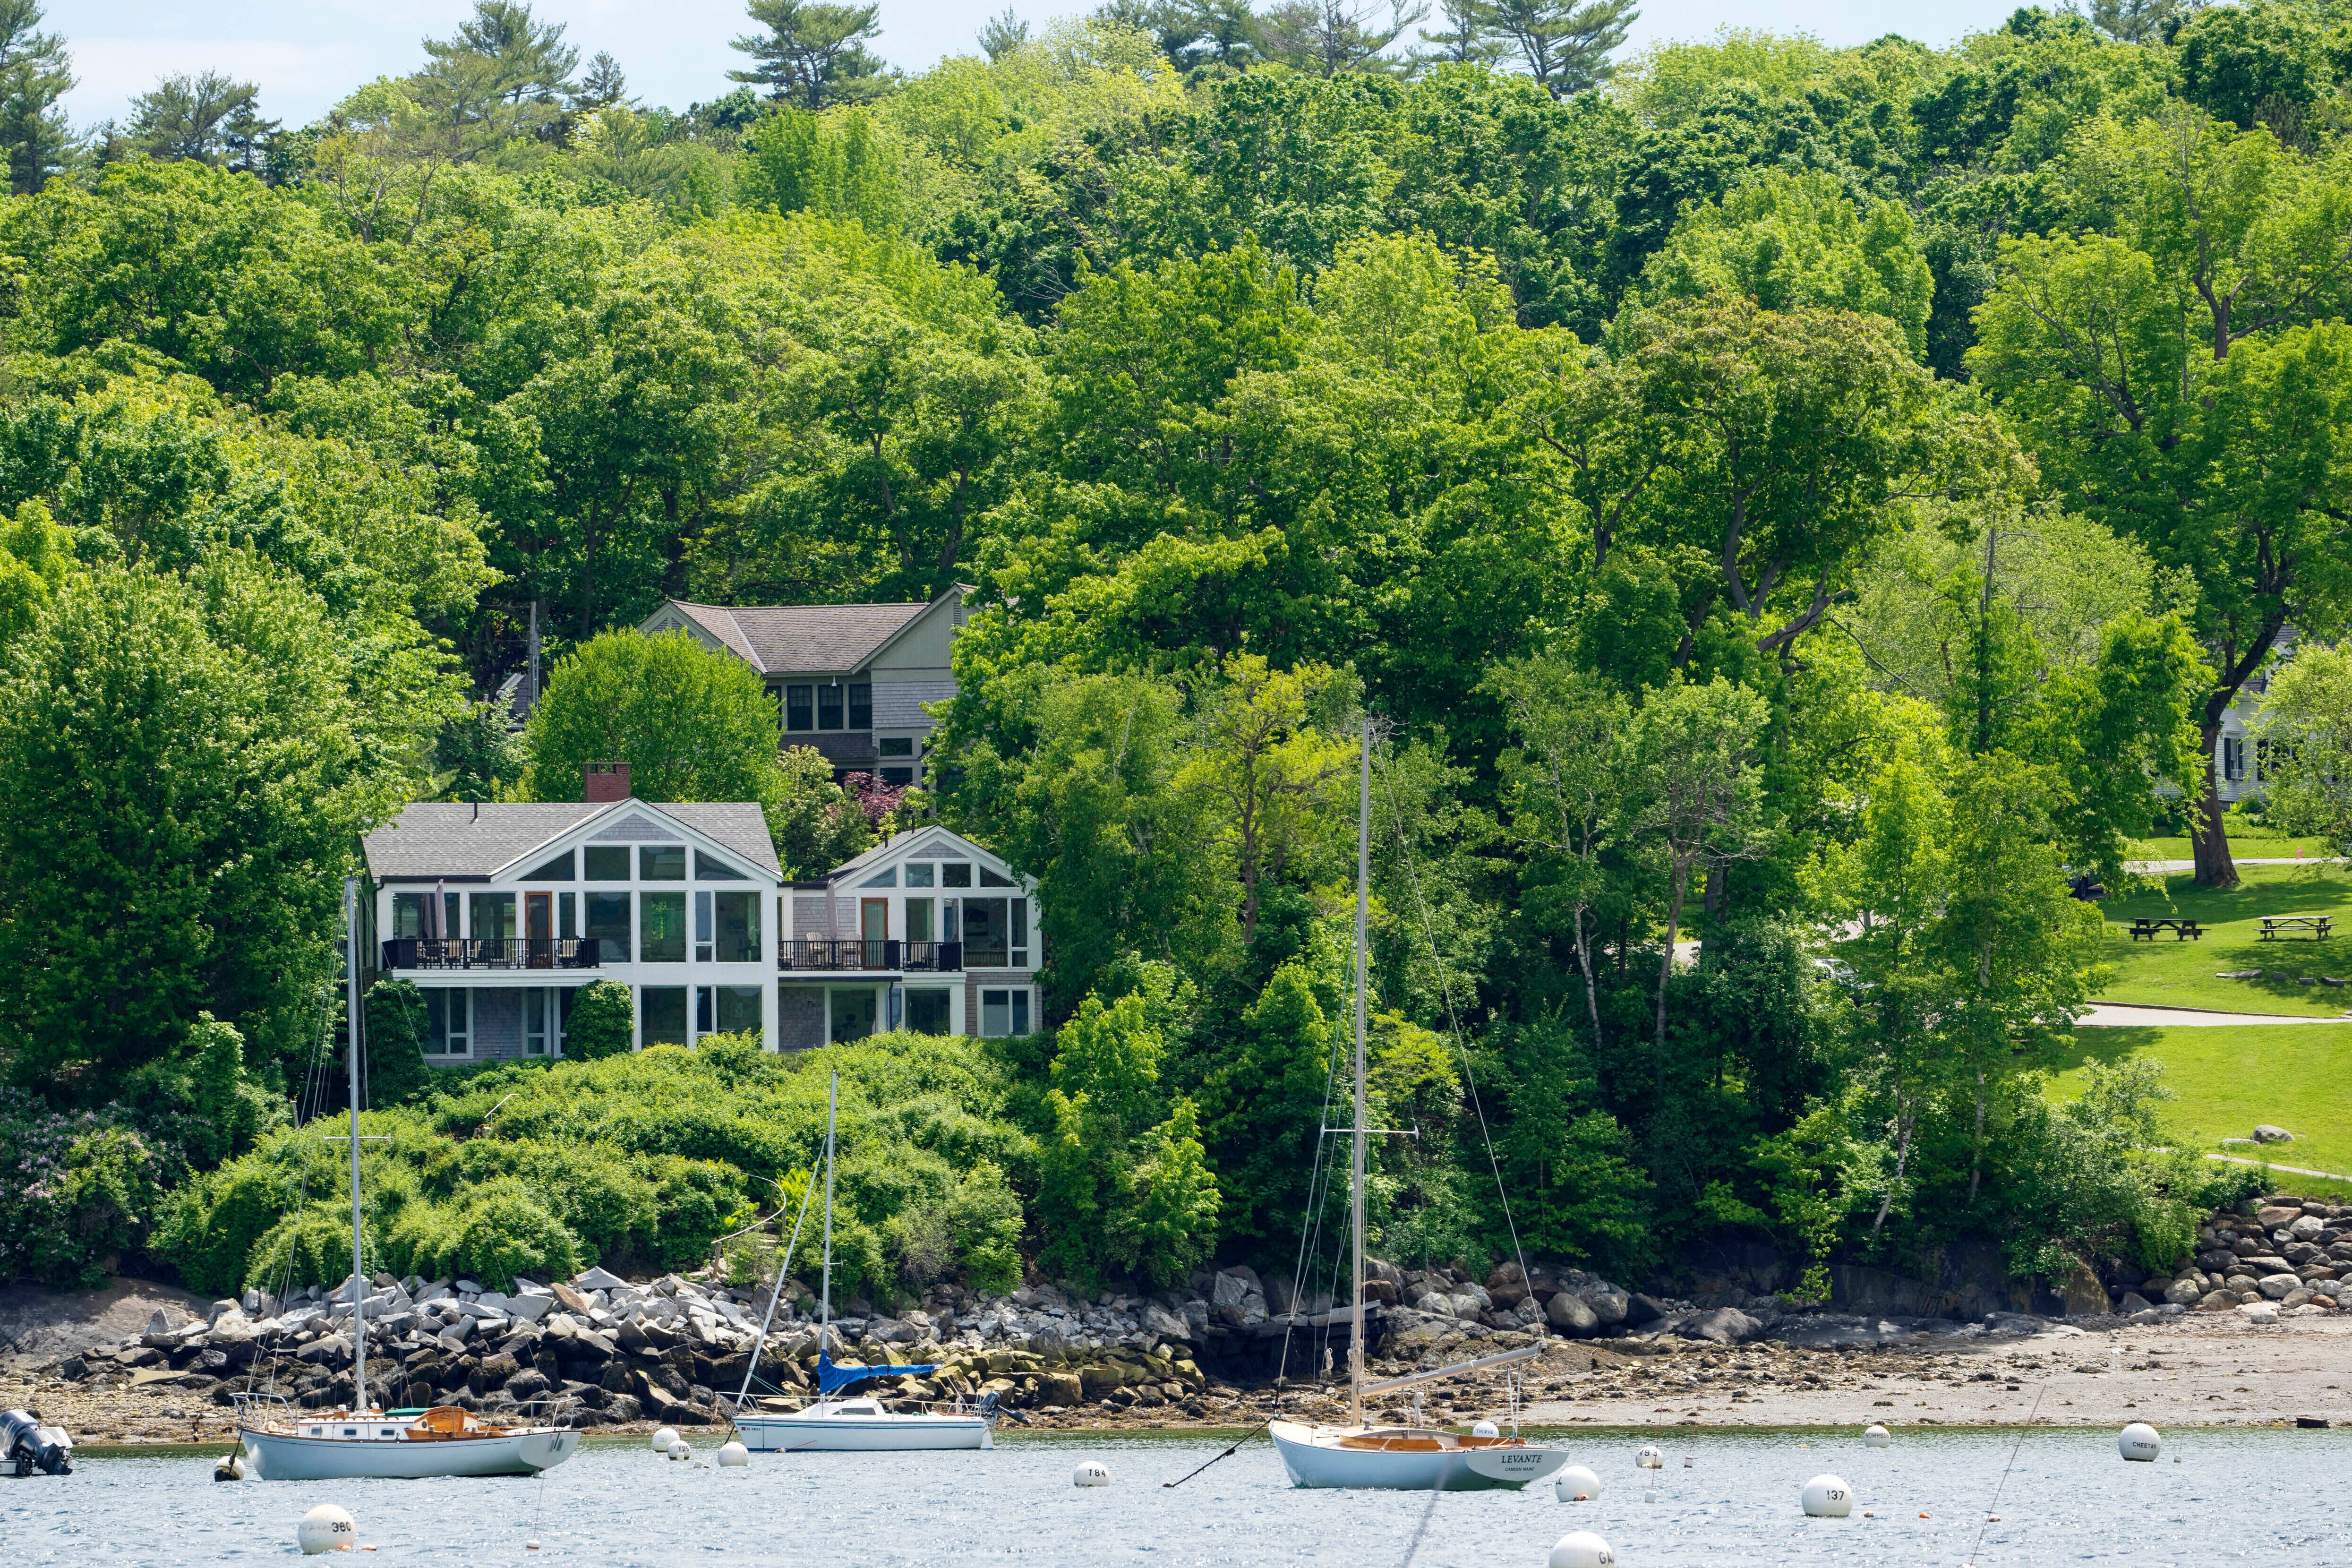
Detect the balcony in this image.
<box><xmin>381</xmin><ymin>938</ymin><xmax>603</xmax><ymax>971</ymax></box>
<box><xmin>778</xmin><ymin>939</ymin><xmax>962</xmax><ymax>973</ymax></box>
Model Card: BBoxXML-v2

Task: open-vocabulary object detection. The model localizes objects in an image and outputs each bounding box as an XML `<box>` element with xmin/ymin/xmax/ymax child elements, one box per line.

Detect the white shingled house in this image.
<box><xmin>359</xmin><ymin>766</ymin><xmax>783</xmax><ymax>1060</ymax></box>
<box><xmin>637</xmin><ymin>591</ymin><xmax>967</xmax><ymax>784</ymax></box>
<box><xmin>778</xmin><ymin>824</ymin><xmax>1041</xmax><ymax>1047</ymax></box>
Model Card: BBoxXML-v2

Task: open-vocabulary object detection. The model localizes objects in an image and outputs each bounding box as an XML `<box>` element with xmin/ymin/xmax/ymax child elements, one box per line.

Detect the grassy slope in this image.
<box><xmin>2093</xmin><ymin>864</ymin><xmax>2352</xmax><ymax>1016</ymax></box>
<box><xmin>2127</xmin><ymin>828</ymin><xmax>2331</xmax><ymax>861</ymax></box>
<box><xmin>2044</xmin><ymin>1023</ymin><xmax>2352</xmax><ymax>1200</ymax></box>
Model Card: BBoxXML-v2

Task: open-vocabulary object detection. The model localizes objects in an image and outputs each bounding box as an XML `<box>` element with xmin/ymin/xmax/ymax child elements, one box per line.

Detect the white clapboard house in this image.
<box><xmin>359</xmin><ymin>765</ymin><xmax>784</xmax><ymax>1059</ymax></box>
<box><xmin>778</xmin><ymin>824</ymin><xmax>1041</xmax><ymax>1048</ymax></box>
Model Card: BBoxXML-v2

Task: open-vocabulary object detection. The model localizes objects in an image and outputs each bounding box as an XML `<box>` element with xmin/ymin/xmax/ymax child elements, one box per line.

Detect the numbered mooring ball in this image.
<box><xmin>1472</xmin><ymin>1419</ymin><xmax>1500</xmax><ymax>1438</ymax></box>
<box><xmin>1864</xmin><ymin>1425</ymin><xmax>1891</xmax><ymax>1448</ymax></box>
<box><xmin>718</xmin><ymin>1440</ymin><xmax>749</xmax><ymax>1468</ymax></box>
<box><xmin>2119</xmin><ymin>1423</ymin><xmax>2162</xmax><ymax>1463</ymax></box>
<box><xmin>650</xmin><ymin>1425</ymin><xmax>680</xmax><ymax>1453</ymax></box>
<box><xmin>1072</xmin><ymin>1460</ymin><xmax>1112</xmax><ymax>1488</ymax></box>
<box><xmin>296</xmin><ymin>1504</ymin><xmax>356</xmax><ymax>1555</ymax></box>
<box><xmin>668</xmin><ymin>1439</ymin><xmax>691</xmax><ymax>1462</ymax></box>
<box><xmin>1635</xmin><ymin>1443</ymin><xmax>1663</xmax><ymax>1469</ymax></box>
<box><xmin>1801</xmin><ymin>1474</ymin><xmax>1854</xmax><ymax>1517</ymax></box>
<box><xmin>1547</xmin><ymin>1529</ymin><xmax>1616</xmax><ymax>1567</ymax></box>
<box><xmin>1554</xmin><ymin>1465</ymin><xmax>1601</xmax><ymax>1502</ymax></box>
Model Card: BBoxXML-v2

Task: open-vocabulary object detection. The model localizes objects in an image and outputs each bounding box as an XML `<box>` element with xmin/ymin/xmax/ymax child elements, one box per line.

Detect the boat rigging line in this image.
<box><xmin>1160</xmin><ymin>1416</ymin><xmax>1274</xmax><ymax>1488</ymax></box>
<box><xmin>1964</xmin><ymin>1379</ymin><xmax>2049</xmax><ymax>1568</ymax></box>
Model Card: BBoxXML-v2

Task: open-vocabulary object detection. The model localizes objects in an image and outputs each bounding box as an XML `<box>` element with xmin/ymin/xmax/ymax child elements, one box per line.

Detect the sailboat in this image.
<box><xmin>233</xmin><ymin>879</ymin><xmax>582</xmax><ymax>1482</ymax></box>
<box><xmin>1267</xmin><ymin>725</ymin><xmax>1569</xmax><ymax>1492</ymax></box>
<box><xmin>730</xmin><ymin>1071</ymin><xmax>994</xmax><ymax>1453</ymax></box>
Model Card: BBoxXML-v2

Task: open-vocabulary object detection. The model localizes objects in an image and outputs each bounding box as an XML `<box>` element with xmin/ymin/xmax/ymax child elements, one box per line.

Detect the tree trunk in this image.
<box><xmin>1656</xmin><ymin>862</ymin><xmax>1691</xmax><ymax>1053</ymax></box>
<box><xmin>1969</xmin><ymin>1069</ymin><xmax>1986</xmax><ymax>1202</ymax></box>
<box><xmin>2190</xmin><ymin>719</ymin><xmax>2239</xmax><ymax>889</ymax></box>
<box><xmin>1573</xmin><ymin>907</ymin><xmax>1604</xmax><ymax>1087</ymax></box>
<box><xmin>1869</xmin><ymin>1110</ymin><xmax>1915</xmax><ymax>1235</ymax></box>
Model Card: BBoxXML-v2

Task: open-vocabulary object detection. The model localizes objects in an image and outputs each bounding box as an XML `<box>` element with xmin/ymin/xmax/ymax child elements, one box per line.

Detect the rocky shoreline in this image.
<box><xmin>10</xmin><ymin>1195</ymin><xmax>2347</xmax><ymax>1447</ymax></box>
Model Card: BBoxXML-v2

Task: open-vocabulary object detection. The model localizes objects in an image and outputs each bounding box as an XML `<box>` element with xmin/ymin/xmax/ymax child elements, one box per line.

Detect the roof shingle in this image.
<box><xmin>362</xmin><ymin>801</ymin><xmax>780</xmax><ymax>880</ymax></box>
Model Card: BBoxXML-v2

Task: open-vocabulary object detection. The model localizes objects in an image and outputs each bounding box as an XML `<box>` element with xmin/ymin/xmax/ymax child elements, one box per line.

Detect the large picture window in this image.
<box><xmin>426</xmin><ymin>989</ymin><xmax>470</xmax><ymax>1055</ymax></box>
<box><xmin>469</xmin><ymin>891</ymin><xmax>515</xmax><ymax>942</ymax></box>
<box><xmin>584</xmin><ymin>892</ymin><xmax>630</xmax><ymax>956</ymax></box>
<box><xmin>980</xmin><ymin>988</ymin><xmax>1030</xmax><ymax>1038</ymax></box>
<box><xmin>639</xmin><ymin>892</ymin><xmax>687</xmax><ymax>962</ymax></box>
<box><xmin>583</xmin><ymin>845</ymin><xmax>631</xmax><ymax>881</ymax></box>
<box><xmin>641</xmin><ymin>986</ymin><xmax>688</xmax><ymax>1047</ymax></box>
<box><xmin>906</xmin><ymin>988</ymin><xmax>951</xmax><ymax>1035</ymax></box>
<box><xmin>698</xmin><ymin>985</ymin><xmax>764</xmax><ymax>1036</ymax></box>
<box><xmin>963</xmin><ymin>898</ymin><xmax>1008</xmax><ymax>966</ymax></box>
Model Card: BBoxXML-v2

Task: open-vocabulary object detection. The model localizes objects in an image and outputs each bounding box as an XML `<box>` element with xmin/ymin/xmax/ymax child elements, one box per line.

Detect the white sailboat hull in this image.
<box><xmin>238</xmin><ymin>1425</ymin><xmax>580</xmax><ymax>1480</ymax></box>
<box><xmin>1267</xmin><ymin>1420</ymin><xmax>1565</xmax><ymax>1491</ymax></box>
<box><xmin>734</xmin><ymin>1410</ymin><xmax>992</xmax><ymax>1452</ymax></box>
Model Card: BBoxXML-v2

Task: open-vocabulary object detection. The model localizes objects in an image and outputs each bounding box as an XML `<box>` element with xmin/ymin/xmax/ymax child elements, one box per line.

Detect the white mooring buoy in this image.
<box><xmin>651</xmin><ymin>1425</ymin><xmax>680</xmax><ymax>1453</ymax></box>
<box><xmin>668</xmin><ymin>1439</ymin><xmax>691</xmax><ymax>1461</ymax></box>
<box><xmin>1635</xmin><ymin>1443</ymin><xmax>1663</xmax><ymax>1469</ymax></box>
<box><xmin>1801</xmin><ymin>1474</ymin><xmax>1853</xmax><ymax>1517</ymax></box>
<box><xmin>1554</xmin><ymin>1465</ymin><xmax>1602</xmax><ymax>1502</ymax></box>
<box><xmin>1547</xmin><ymin>1529</ymin><xmax>1617</xmax><ymax>1567</ymax></box>
<box><xmin>2119</xmin><ymin>1422</ymin><xmax>2161</xmax><ymax>1462</ymax></box>
<box><xmin>212</xmin><ymin>1452</ymin><xmax>245</xmax><ymax>1482</ymax></box>
<box><xmin>718</xmin><ymin>1440</ymin><xmax>749</xmax><ymax>1467</ymax></box>
<box><xmin>1472</xmin><ymin>1419</ymin><xmax>1500</xmax><ymax>1438</ymax></box>
<box><xmin>296</xmin><ymin>1504</ymin><xmax>357</xmax><ymax>1555</ymax></box>
<box><xmin>1864</xmin><ymin>1424</ymin><xmax>1891</xmax><ymax>1448</ymax></box>
<box><xmin>1073</xmin><ymin>1459</ymin><xmax>1112</xmax><ymax>1488</ymax></box>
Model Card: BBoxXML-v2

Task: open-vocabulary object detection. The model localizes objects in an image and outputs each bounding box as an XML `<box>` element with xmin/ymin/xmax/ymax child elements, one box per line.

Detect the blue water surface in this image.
<box><xmin>8</xmin><ymin>1426</ymin><xmax>2347</xmax><ymax>1566</ymax></box>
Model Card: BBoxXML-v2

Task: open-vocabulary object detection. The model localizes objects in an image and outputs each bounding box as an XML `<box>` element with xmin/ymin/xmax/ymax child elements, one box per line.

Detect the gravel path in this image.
<box><xmin>2076</xmin><ymin>1002</ymin><xmax>2350</xmax><ymax>1027</ymax></box>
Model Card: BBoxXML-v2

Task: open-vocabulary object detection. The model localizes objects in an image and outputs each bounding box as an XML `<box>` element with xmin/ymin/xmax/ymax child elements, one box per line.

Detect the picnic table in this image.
<box><xmin>2128</xmin><ymin>917</ymin><xmax>2204</xmax><ymax>942</ymax></box>
<box><xmin>2259</xmin><ymin>915</ymin><xmax>2334</xmax><ymax>940</ymax></box>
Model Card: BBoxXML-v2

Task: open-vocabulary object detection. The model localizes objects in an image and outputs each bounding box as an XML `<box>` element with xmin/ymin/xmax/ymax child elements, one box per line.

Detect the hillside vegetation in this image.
<box><xmin>2</xmin><ymin>0</ymin><xmax>2347</xmax><ymax>1309</ymax></box>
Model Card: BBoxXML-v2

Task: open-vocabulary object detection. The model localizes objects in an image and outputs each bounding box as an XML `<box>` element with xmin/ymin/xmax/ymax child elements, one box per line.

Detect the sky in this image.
<box><xmin>61</xmin><ymin>0</ymin><xmax>2034</xmax><ymax>131</ymax></box>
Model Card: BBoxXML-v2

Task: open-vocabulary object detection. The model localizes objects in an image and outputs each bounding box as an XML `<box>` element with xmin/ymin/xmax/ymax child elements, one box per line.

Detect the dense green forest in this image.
<box><xmin>2</xmin><ymin>0</ymin><xmax>2347</xmax><ymax>1304</ymax></box>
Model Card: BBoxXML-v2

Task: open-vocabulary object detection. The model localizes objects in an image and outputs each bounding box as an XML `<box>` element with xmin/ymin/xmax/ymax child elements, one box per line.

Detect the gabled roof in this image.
<box><xmin>362</xmin><ymin>800</ymin><xmax>781</xmax><ymax>881</ymax></box>
<box><xmin>822</xmin><ymin>824</ymin><xmax>1031</xmax><ymax>890</ymax></box>
<box><xmin>652</xmin><ymin>594</ymin><xmax>960</xmax><ymax>676</ymax></box>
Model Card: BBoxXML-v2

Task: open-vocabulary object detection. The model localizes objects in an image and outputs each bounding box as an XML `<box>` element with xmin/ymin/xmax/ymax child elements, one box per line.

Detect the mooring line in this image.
<box><xmin>1163</xmin><ymin>1418</ymin><xmax>1274</xmax><ymax>1488</ymax></box>
<box><xmin>1965</xmin><ymin>1380</ymin><xmax>2048</xmax><ymax>1568</ymax></box>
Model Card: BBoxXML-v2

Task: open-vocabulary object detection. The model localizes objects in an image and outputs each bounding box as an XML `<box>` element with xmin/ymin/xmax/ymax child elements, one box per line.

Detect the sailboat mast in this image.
<box><xmin>818</xmin><ymin>1071</ymin><xmax>837</xmax><ymax>1370</ymax></box>
<box><xmin>344</xmin><ymin>875</ymin><xmax>368</xmax><ymax>1416</ymax></box>
<box><xmin>1349</xmin><ymin>721</ymin><xmax>1370</xmax><ymax>1430</ymax></box>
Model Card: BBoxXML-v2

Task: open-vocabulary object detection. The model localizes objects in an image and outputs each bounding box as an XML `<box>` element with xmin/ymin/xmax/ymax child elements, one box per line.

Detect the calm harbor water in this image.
<box><xmin>10</xmin><ymin>1426</ymin><xmax>2348</xmax><ymax>1566</ymax></box>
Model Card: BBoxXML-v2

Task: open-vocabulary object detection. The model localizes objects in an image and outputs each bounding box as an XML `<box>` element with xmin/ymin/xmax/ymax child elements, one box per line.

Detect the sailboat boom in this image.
<box><xmin>1362</xmin><ymin>1343</ymin><xmax>1545</xmax><ymax>1396</ymax></box>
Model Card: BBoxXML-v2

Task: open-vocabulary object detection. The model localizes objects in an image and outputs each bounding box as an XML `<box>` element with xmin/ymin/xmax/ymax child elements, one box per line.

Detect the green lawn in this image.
<box><xmin>2044</xmin><ymin>1023</ymin><xmax>2352</xmax><ymax>1197</ymax></box>
<box><xmin>2127</xmin><ymin>826</ymin><xmax>2333</xmax><ymax>862</ymax></box>
<box><xmin>2093</xmin><ymin>864</ymin><xmax>2352</xmax><ymax>1017</ymax></box>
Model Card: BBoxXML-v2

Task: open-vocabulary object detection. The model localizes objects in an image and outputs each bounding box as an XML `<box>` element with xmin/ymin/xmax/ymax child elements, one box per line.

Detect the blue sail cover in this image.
<box><xmin>817</xmin><ymin>1352</ymin><xmax>940</xmax><ymax>1394</ymax></box>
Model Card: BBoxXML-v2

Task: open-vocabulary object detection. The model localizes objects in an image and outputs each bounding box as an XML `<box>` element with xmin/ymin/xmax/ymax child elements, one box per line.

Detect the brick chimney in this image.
<box><xmin>584</xmin><ymin>762</ymin><xmax>631</xmax><ymax>802</ymax></box>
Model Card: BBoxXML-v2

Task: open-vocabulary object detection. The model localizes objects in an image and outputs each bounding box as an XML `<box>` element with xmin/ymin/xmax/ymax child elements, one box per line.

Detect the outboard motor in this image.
<box><xmin>2</xmin><ymin>1410</ymin><xmax>72</xmax><ymax>1476</ymax></box>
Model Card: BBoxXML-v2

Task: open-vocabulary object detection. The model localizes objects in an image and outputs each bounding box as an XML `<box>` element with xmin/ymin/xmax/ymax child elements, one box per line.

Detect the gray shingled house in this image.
<box><xmin>637</xmin><ymin>591</ymin><xmax>966</xmax><ymax>783</ymax></box>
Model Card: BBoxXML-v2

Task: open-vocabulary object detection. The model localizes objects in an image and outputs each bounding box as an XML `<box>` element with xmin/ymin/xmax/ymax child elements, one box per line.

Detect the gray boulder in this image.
<box><xmin>2289</xmin><ymin>1215</ymin><xmax>2327</xmax><ymax>1242</ymax></box>
<box><xmin>1544</xmin><ymin>1292</ymin><xmax>1599</xmax><ymax>1336</ymax></box>
<box><xmin>1412</xmin><ymin>1293</ymin><xmax>1456</xmax><ymax>1317</ymax></box>
<box><xmin>1623</xmin><ymin>1293</ymin><xmax>1668</xmax><ymax>1328</ymax></box>
<box><xmin>1579</xmin><ymin>1284</ymin><xmax>1630</xmax><ymax>1326</ymax></box>
<box><xmin>1675</xmin><ymin>1307</ymin><xmax>1762</xmax><ymax>1345</ymax></box>
<box><xmin>573</xmin><ymin>1267</ymin><xmax>628</xmax><ymax>1292</ymax></box>
<box><xmin>2258</xmin><ymin>1272</ymin><xmax>2302</xmax><ymax>1300</ymax></box>
<box><xmin>2163</xmin><ymin>1277</ymin><xmax>2204</xmax><ymax>1306</ymax></box>
<box><xmin>2254</xmin><ymin>1125</ymin><xmax>2295</xmax><ymax>1144</ymax></box>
